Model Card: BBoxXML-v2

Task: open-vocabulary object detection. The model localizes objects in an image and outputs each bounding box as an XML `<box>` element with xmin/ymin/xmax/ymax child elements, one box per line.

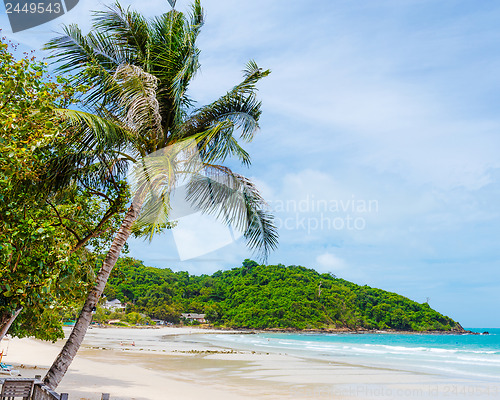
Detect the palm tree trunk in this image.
<box><xmin>0</xmin><ymin>308</ymin><xmax>22</xmax><ymax>341</ymax></box>
<box><xmin>43</xmin><ymin>198</ymin><xmax>143</xmax><ymax>389</ymax></box>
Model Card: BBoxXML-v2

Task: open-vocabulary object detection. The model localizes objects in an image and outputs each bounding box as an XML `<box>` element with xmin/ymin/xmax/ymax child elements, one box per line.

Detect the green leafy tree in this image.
<box><xmin>42</xmin><ymin>1</ymin><xmax>277</xmax><ymax>388</ymax></box>
<box><xmin>0</xmin><ymin>37</ymin><xmax>127</xmax><ymax>341</ymax></box>
<box><xmin>124</xmin><ymin>311</ymin><xmax>151</xmax><ymax>325</ymax></box>
<box><xmin>151</xmin><ymin>304</ymin><xmax>180</xmax><ymax>323</ymax></box>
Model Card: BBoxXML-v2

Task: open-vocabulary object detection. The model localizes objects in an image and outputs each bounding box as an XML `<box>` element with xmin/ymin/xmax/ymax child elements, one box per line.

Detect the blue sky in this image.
<box><xmin>2</xmin><ymin>0</ymin><xmax>500</xmax><ymax>327</ymax></box>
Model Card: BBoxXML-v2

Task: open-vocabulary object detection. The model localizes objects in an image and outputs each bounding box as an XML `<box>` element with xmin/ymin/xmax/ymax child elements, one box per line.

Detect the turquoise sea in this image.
<box><xmin>197</xmin><ymin>328</ymin><xmax>500</xmax><ymax>383</ymax></box>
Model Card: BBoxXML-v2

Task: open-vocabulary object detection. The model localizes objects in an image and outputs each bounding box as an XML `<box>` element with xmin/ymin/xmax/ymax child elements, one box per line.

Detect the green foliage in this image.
<box><xmin>109</xmin><ymin>321</ymin><xmax>128</xmax><ymax>327</ymax></box>
<box><xmin>104</xmin><ymin>257</ymin><xmax>461</xmax><ymax>332</ymax></box>
<box><xmin>0</xmin><ymin>36</ymin><xmax>127</xmax><ymax>340</ymax></box>
<box><xmin>90</xmin><ymin>305</ymin><xmax>152</xmax><ymax>326</ymax></box>
<box><xmin>124</xmin><ymin>312</ymin><xmax>151</xmax><ymax>325</ymax></box>
<box><xmin>92</xmin><ymin>306</ymin><xmax>111</xmax><ymax>324</ymax></box>
<box><xmin>9</xmin><ymin>307</ymin><xmax>69</xmax><ymax>341</ymax></box>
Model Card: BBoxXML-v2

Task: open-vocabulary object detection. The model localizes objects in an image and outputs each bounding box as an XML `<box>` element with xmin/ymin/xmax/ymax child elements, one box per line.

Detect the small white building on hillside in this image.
<box><xmin>181</xmin><ymin>313</ymin><xmax>206</xmax><ymax>323</ymax></box>
<box><xmin>103</xmin><ymin>299</ymin><xmax>126</xmax><ymax>311</ymax></box>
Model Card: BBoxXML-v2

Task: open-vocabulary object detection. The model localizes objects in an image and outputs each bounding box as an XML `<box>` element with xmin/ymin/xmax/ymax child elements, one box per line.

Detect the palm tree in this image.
<box><xmin>42</xmin><ymin>0</ymin><xmax>278</xmax><ymax>388</ymax></box>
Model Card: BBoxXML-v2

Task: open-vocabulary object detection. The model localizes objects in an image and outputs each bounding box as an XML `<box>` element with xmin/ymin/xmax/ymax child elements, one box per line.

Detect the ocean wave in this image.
<box><xmin>455</xmin><ymin>356</ymin><xmax>500</xmax><ymax>364</ymax></box>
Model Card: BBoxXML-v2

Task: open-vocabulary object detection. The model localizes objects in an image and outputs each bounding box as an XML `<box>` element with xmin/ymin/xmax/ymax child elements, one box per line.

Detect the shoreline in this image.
<box><xmin>92</xmin><ymin>323</ymin><xmax>480</xmax><ymax>335</ymax></box>
<box><xmin>1</xmin><ymin>327</ymin><xmax>496</xmax><ymax>400</ymax></box>
<box><xmin>239</xmin><ymin>328</ymin><xmax>479</xmax><ymax>335</ymax></box>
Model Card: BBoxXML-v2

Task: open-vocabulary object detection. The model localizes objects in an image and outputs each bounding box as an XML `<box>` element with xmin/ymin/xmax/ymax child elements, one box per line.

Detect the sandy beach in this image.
<box><xmin>1</xmin><ymin>327</ymin><xmax>497</xmax><ymax>400</ymax></box>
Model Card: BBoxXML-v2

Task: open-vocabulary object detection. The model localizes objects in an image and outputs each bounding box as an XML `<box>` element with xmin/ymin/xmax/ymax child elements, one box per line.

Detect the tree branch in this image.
<box><xmin>0</xmin><ymin>81</ymin><xmax>20</xmax><ymax>112</ymax></box>
<box><xmin>70</xmin><ymin>200</ymin><xmax>120</xmax><ymax>254</ymax></box>
<box><xmin>78</xmin><ymin>179</ymin><xmax>114</xmax><ymax>205</ymax></box>
<box><xmin>46</xmin><ymin>200</ymin><xmax>83</xmax><ymax>243</ymax></box>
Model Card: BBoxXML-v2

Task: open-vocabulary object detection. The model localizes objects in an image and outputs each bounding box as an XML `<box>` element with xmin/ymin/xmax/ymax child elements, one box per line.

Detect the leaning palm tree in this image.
<box><xmin>42</xmin><ymin>0</ymin><xmax>278</xmax><ymax>388</ymax></box>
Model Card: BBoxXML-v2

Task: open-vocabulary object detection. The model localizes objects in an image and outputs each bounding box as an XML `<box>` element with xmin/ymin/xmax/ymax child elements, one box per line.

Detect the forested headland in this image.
<box><xmin>101</xmin><ymin>258</ymin><xmax>463</xmax><ymax>332</ymax></box>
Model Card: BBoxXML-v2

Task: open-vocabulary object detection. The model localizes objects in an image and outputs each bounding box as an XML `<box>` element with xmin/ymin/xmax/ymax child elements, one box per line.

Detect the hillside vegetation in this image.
<box><xmin>103</xmin><ymin>258</ymin><xmax>462</xmax><ymax>332</ymax></box>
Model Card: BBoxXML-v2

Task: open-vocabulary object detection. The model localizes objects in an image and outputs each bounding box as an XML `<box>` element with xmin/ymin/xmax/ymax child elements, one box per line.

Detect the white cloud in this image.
<box><xmin>172</xmin><ymin>211</ymin><xmax>243</xmax><ymax>261</ymax></box>
<box><xmin>315</xmin><ymin>253</ymin><xmax>346</xmax><ymax>272</ymax></box>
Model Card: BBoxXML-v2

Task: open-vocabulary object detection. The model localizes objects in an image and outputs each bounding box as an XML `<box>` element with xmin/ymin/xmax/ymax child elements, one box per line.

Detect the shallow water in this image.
<box><xmin>192</xmin><ymin>328</ymin><xmax>500</xmax><ymax>383</ymax></box>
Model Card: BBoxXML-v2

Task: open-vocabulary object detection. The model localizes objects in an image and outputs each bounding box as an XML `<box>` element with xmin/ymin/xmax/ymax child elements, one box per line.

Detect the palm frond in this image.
<box><xmin>54</xmin><ymin>109</ymin><xmax>133</xmax><ymax>153</ymax></box>
<box><xmin>187</xmin><ymin>93</ymin><xmax>263</xmax><ymax>138</ymax></box>
<box><xmin>44</xmin><ymin>24</ymin><xmax>101</xmax><ymax>75</ymax></box>
<box><xmin>44</xmin><ymin>26</ymin><xmax>126</xmax><ymax>110</ymax></box>
<box><xmin>129</xmin><ymin>139</ymin><xmax>202</xmax><ymax>239</ymax></box>
<box><xmin>244</xmin><ymin>208</ymin><xmax>278</xmax><ymax>262</ymax></box>
<box><xmin>112</xmin><ymin>64</ymin><xmax>162</xmax><ymax>138</ymax></box>
<box><xmin>177</xmin><ymin>61</ymin><xmax>270</xmax><ymax>166</ymax></box>
<box><xmin>188</xmin><ymin>0</ymin><xmax>204</xmax><ymax>35</ymax></box>
<box><xmin>93</xmin><ymin>1</ymin><xmax>150</xmax><ymax>64</ymax></box>
<box><xmin>131</xmin><ymin>192</ymin><xmax>171</xmax><ymax>240</ymax></box>
<box><xmin>191</xmin><ymin>121</ymin><xmax>251</xmax><ymax>166</ymax></box>
<box><xmin>169</xmin><ymin>0</ymin><xmax>204</xmax><ymax>104</ymax></box>
<box><xmin>43</xmin><ymin>109</ymin><xmax>133</xmax><ymax>190</ymax></box>
<box><xmin>149</xmin><ymin>8</ymin><xmax>202</xmax><ymax>134</ymax></box>
<box><xmin>43</xmin><ymin>147</ymin><xmax>129</xmax><ymax>193</ymax></box>
<box><xmin>186</xmin><ymin>165</ymin><xmax>278</xmax><ymax>261</ymax></box>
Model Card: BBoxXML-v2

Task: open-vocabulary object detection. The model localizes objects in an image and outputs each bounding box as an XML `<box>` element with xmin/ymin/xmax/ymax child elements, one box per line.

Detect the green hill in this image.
<box><xmin>103</xmin><ymin>258</ymin><xmax>462</xmax><ymax>332</ymax></box>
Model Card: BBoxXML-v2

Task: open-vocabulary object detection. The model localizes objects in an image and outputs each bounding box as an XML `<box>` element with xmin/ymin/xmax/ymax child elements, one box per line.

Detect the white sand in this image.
<box><xmin>1</xmin><ymin>328</ymin><xmax>496</xmax><ymax>400</ymax></box>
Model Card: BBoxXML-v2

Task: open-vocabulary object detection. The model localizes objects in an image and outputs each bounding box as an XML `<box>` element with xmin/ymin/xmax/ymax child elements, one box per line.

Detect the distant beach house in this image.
<box><xmin>103</xmin><ymin>298</ymin><xmax>126</xmax><ymax>312</ymax></box>
<box><xmin>181</xmin><ymin>313</ymin><xmax>206</xmax><ymax>323</ymax></box>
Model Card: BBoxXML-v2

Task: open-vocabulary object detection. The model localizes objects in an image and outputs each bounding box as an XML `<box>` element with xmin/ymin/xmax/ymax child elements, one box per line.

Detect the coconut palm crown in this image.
<box><xmin>46</xmin><ymin>0</ymin><xmax>277</xmax><ymax>258</ymax></box>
